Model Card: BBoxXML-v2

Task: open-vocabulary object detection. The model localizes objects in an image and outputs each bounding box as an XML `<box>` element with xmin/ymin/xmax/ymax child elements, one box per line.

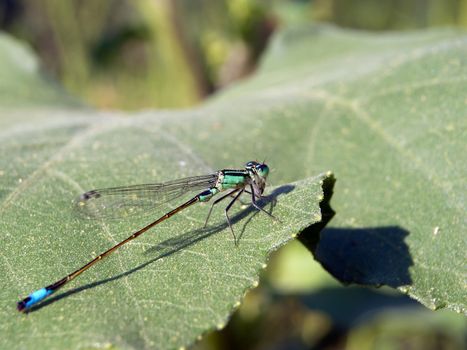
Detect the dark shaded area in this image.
<box><xmin>297</xmin><ymin>174</ymin><xmax>335</xmax><ymax>251</ymax></box>
<box><xmin>302</xmin><ymin>226</ymin><xmax>413</xmax><ymax>288</ymax></box>
<box><xmin>0</xmin><ymin>0</ymin><xmax>20</xmax><ymax>28</ymax></box>
<box><xmin>24</xmin><ymin>184</ymin><xmax>294</xmax><ymax>313</ymax></box>
<box><xmin>297</xmin><ymin>174</ymin><xmax>413</xmax><ymax>288</ymax></box>
<box><xmin>91</xmin><ymin>25</ymin><xmax>151</xmax><ymax>67</ymax></box>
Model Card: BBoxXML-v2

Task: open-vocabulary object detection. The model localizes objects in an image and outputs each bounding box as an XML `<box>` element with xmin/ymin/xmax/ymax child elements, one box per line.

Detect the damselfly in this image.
<box><xmin>17</xmin><ymin>161</ymin><xmax>274</xmax><ymax>312</ymax></box>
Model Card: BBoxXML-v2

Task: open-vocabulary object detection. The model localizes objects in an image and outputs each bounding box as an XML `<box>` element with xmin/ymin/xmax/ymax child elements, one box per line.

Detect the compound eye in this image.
<box><xmin>256</xmin><ymin>164</ymin><xmax>269</xmax><ymax>177</ymax></box>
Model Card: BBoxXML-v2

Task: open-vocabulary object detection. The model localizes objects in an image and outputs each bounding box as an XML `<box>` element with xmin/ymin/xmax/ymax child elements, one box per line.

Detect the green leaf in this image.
<box><xmin>2</xmin><ymin>173</ymin><xmax>331</xmax><ymax>350</ymax></box>
<box><xmin>0</xmin><ymin>36</ymin><xmax>334</xmax><ymax>348</ymax></box>
<box><xmin>265</xmin><ymin>25</ymin><xmax>466</xmax><ymax>314</ymax></box>
<box><xmin>216</xmin><ymin>24</ymin><xmax>466</xmax><ymax>314</ymax></box>
<box><xmin>0</xmin><ymin>22</ymin><xmax>466</xmax><ymax>349</ymax></box>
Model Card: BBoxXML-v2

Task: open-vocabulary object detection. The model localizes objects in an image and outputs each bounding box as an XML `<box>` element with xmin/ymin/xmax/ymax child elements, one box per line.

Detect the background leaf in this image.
<box><xmin>213</xmin><ymin>24</ymin><xmax>466</xmax><ymax>314</ymax></box>
<box><xmin>1</xmin><ymin>22</ymin><xmax>466</xmax><ymax>349</ymax></box>
<box><xmin>0</xmin><ymin>33</ymin><xmax>81</xmax><ymax>109</ymax></box>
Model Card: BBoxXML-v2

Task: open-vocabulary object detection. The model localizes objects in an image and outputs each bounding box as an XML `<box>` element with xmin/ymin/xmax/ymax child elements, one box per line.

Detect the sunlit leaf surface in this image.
<box><xmin>1</xmin><ymin>23</ymin><xmax>465</xmax><ymax>349</ymax></box>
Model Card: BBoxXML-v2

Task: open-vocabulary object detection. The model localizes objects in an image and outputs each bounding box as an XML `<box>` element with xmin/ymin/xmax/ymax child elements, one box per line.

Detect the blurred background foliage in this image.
<box><xmin>0</xmin><ymin>0</ymin><xmax>466</xmax><ymax>110</ymax></box>
<box><xmin>1</xmin><ymin>1</ymin><xmax>466</xmax><ymax>349</ymax></box>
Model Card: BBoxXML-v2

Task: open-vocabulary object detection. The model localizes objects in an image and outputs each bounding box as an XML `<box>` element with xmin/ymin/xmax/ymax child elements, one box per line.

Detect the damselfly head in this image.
<box><xmin>245</xmin><ymin>160</ymin><xmax>269</xmax><ymax>195</ymax></box>
<box><xmin>245</xmin><ymin>161</ymin><xmax>269</xmax><ymax>178</ymax></box>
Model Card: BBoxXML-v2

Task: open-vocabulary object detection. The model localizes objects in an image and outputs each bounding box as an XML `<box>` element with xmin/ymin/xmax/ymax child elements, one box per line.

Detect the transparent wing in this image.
<box><xmin>75</xmin><ymin>173</ymin><xmax>218</xmax><ymax>220</ymax></box>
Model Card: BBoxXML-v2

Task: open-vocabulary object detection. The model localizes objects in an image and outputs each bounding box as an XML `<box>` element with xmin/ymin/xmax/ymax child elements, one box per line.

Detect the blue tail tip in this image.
<box><xmin>17</xmin><ymin>287</ymin><xmax>53</xmax><ymax>312</ymax></box>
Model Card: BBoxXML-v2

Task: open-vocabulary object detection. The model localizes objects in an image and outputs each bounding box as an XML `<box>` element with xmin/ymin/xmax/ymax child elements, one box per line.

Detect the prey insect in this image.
<box><xmin>17</xmin><ymin>161</ymin><xmax>274</xmax><ymax>312</ymax></box>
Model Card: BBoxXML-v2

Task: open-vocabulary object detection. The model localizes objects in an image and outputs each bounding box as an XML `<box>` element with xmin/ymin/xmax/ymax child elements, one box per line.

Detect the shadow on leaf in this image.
<box><xmin>302</xmin><ymin>226</ymin><xmax>413</xmax><ymax>288</ymax></box>
<box><xmin>297</xmin><ymin>175</ymin><xmax>413</xmax><ymax>288</ymax></box>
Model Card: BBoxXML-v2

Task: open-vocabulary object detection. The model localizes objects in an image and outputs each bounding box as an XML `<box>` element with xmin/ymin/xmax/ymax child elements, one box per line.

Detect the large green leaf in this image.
<box><xmin>1</xmin><ymin>23</ymin><xmax>466</xmax><ymax>349</ymax></box>
<box><xmin>0</xmin><ymin>32</ymin><xmax>335</xmax><ymax>350</ymax></box>
<box><xmin>214</xmin><ymin>25</ymin><xmax>466</xmax><ymax>313</ymax></box>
